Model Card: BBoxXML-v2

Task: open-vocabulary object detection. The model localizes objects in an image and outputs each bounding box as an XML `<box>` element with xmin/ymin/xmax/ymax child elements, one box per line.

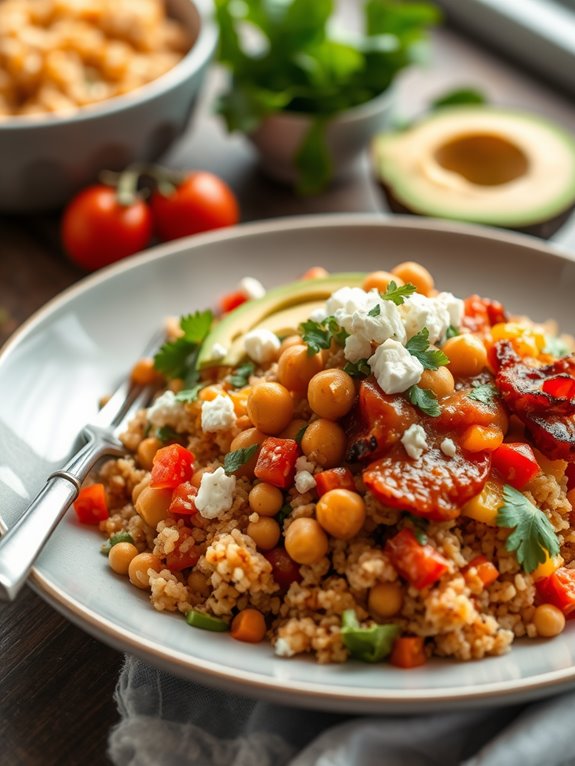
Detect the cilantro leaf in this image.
<box><xmin>180</xmin><ymin>310</ymin><xmax>213</xmax><ymax>344</ymax></box>
<box><xmin>153</xmin><ymin>310</ymin><xmax>214</xmax><ymax>380</ymax></box>
<box><xmin>230</xmin><ymin>361</ymin><xmax>255</xmax><ymax>388</ymax></box>
<box><xmin>276</xmin><ymin>504</ymin><xmax>292</xmax><ymax>527</ymax></box>
<box><xmin>445</xmin><ymin>325</ymin><xmax>460</xmax><ymax>339</ymax></box>
<box><xmin>368</xmin><ymin>304</ymin><xmax>381</xmax><ymax>317</ymax></box>
<box><xmin>223</xmin><ymin>444</ymin><xmax>258</xmax><ymax>475</ymax></box>
<box><xmin>380</xmin><ymin>281</ymin><xmax>417</xmax><ymax>306</ymax></box>
<box><xmin>175</xmin><ymin>385</ymin><xmax>204</xmax><ymax>403</ymax></box>
<box><xmin>323</xmin><ymin>316</ymin><xmax>349</xmax><ymax>346</ymax></box>
<box><xmin>344</xmin><ymin>359</ymin><xmax>371</xmax><ymax>378</ymax></box>
<box><xmin>496</xmin><ymin>485</ymin><xmax>560</xmax><ymax>573</ymax></box>
<box><xmin>404</xmin><ymin>513</ymin><xmax>430</xmax><ymax>545</ymax></box>
<box><xmin>294</xmin><ymin>425</ymin><xmax>307</xmax><ymax>445</ymax></box>
<box><xmin>467</xmin><ymin>382</ymin><xmax>499</xmax><ymax>405</ymax></box>
<box><xmin>407</xmin><ymin>384</ymin><xmax>441</xmax><ymax>417</ymax></box>
<box><xmin>300</xmin><ymin>316</ymin><xmax>347</xmax><ymax>356</ymax></box>
<box><xmin>156</xmin><ymin>425</ymin><xmax>184</xmax><ymax>444</ymax></box>
<box><xmin>405</xmin><ymin>328</ymin><xmax>449</xmax><ymax>370</ymax></box>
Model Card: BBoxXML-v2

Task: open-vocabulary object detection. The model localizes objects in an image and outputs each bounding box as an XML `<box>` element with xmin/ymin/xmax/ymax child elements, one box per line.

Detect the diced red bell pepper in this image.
<box><xmin>315</xmin><ymin>467</ymin><xmax>356</xmax><ymax>497</ymax></box>
<box><xmin>219</xmin><ymin>290</ymin><xmax>247</xmax><ymax>314</ymax></box>
<box><xmin>150</xmin><ymin>444</ymin><xmax>195</xmax><ymax>489</ymax></box>
<box><xmin>263</xmin><ymin>547</ymin><xmax>302</xmax><ymax>590</ymax></box>
<box><xmin>169</xmin><ymin>481</ymin><xmax>198</xmax><ymax>516</ymax></box>
<box><xmin>536</xmin><ymin>567</ymin><xmax>575</xmax><ymax>615</ymax></box>
<box><xmin>385</xmin><ymin>528</ymin><xmax>449</xmax><ymax>589</ymax></box>
<box><xmin>165</xmin><ymin>527</ymin><xmax>200</xmax><ymax>571</ymax></box>
<box><xmin>491</xmin><ymin>442</ymin><xmax>540</xmax><ymax>489</ymax></box>
<box><xmin>73</xmin><ymin>483</ymin><xmax>109</xmax><ymax>524</ymax></box>
<box><xmin>254</xmin><ymin>437</ymin><xmax>299</xmax><ymax>489</ymax></box>
<box><xmin>542</xmin><ymin>377</ymin><xmax>575</xmax><ymax>400</ymax></box>
<box><xmin>390</xmin><ymin>636</ymin><xmax>426</xmax><ymax>668</ymax></box>
<box><xmin>462</xmin><ymin>555</ymin><xmax>499</xmax><ymax>587</ymax></box>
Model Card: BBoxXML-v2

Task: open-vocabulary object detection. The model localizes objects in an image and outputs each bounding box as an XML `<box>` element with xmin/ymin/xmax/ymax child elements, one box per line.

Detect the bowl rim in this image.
<box><xmin>0</xmin><ymin>0</ymin><xmax>218</xmax><ymax>131</ymax></box>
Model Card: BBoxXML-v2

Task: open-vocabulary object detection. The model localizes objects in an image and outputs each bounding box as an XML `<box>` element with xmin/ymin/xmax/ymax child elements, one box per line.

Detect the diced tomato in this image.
<box><xmin>385</xmin><ymin>528</ymin><xmax>449</xmax><ymax>589</ymax></box>
<box><xmin>73</xmin><ymin>483</ymin><xmax>109</xmax><ymax>524</ymax></box>
<box><xmin>150</xmin><ymin>444</ymin><xmax>195</xmax><ymax>489</ymax></box>
<box><xmin>542</xmin><ymin>377</ymin><xmax>575</xmax><ymax>400</ymax></box>
<box><xmin>462</xmin><ymin>555</ymin><xmax>499</xmax><ymax>587</ymax></box>
<box><xmin>264</xmin><ymin>547</ymin><xmax>302</xmax><ymax>590</ymax></box>
<box><xmin>254</xmin><ymin>437</ymin><xmax>299</xmax><ymax>489</ymax></box>
<box><xmin>165</xmin><ymin>527</ymin><xmax>200</xmax><ymax>571</ymax></box>
<box><xmin>169</xmin><ymin>482</ymin><xmax>198</xmax><ymax>516</ymax></box>
<box><xmin>219</xmin><ymin>290</ymin><xmax>247</xmax><ymax>314</ymax></box>
<box><xmin>462</xmin><ymin>294</ymin><xmax>508</xmax><ymax>333</ymax></box>
<box><xmin>536</xmin><ymin>568</ymin><xmax>575</xmax><ymax>615</ymax></box>
<box><xmin>315</xmin><ymin>467</ymin><xmax>356</xmax><ymax>497</ymax></box>
<box><xmin>390</xmin><ymin>636</ymin><xmax>426</xmax><ymax>668</ymax></box>
<box><xmin>491</xmin><ymin>442</ymin><xmax>540</xmax><ymax>489</ymax></box>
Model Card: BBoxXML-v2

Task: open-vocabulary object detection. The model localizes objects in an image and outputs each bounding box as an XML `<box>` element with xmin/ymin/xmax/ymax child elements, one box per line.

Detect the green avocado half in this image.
<box><xmin>198</xmin><ymin>273</ymin><xmax>365</xmax><ymax>368</ymax></box>
<box><xmin>372</xmin><ymin>106</ymin><xmax>575</xmax><ymax>238</ymax></box>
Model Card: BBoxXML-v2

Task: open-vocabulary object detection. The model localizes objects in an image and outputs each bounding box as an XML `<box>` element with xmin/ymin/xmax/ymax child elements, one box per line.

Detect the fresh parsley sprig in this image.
<box><xmin>380</xmin><ymin>281</ymin><xmax>417</xmax><ymax>306</ymax></box>
<box><xmin>496</xmin><ymin>485</ymin><xmax>560</xmax><ymax>573</ymax></box>
<box><xmin>154</xmin><ymin>310</ymin><xmax>213</xmax><ymax>384</ymax></box>
<box><xmin>467</xmin><ymin>382</ymin><xmax>499</xmax><ymax>405</ymax></box>
<box><xmin>344</xmin><ymin>359</ymin><xmax>371</xmax><ymax>378</ymax></box>
<box><xmin>406</xmin><ymin>328</ymin><xmax>449</xmax><ymax>370</ymax></box>
<box><xmin>300</xmin><ymin>316</ymin><xmax>348</xmax><ymax>356</ymax></box>
<box><xmin>407</xmin><ymin>385</ymin><xmax>441</xmax><ymax>417</ymax></box>
<box><xmin>223</xmin><ymin>444</ymin><xmax>258</xmax><ymax>475</ymax></box>
<box><xmin>230</xmin><ymin>361</ymin><xmax>255</xmax><ymax>389</ymax></box>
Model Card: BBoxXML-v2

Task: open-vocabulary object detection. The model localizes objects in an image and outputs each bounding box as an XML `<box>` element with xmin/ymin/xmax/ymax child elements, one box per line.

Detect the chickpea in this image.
<box><xmin>131</xmin><ymin>357</ymin><xmax>161</xmax><ymax>385</ymax></box>
<box><xmin>534</xmin><ymin>604</ymin><xmax>565</xmax><ymax>637</ymax></box>
<box><xmin>307</xmin><ymin>369</ymin><xmax>356</xmax><ymax>421</ymax></box>
<box><xmin>128</xmin><ymin>552</ymin><xmax>162</xmax><ymax>590</ymax></box>
<box><xmin>187</xmin><ymin>570</ymin><xmax>210</xmax><ymax>595</ymax></box>
<box><xmin>316</xmin><ymin>489</ymin><xmax>366</xmax><ymax>540</ymax></box>
<box><xmin>229</xmin><ymin>427</ymin><xmax>267</xmax><ymax>477</ymax></box>
<box><xmin>191</xmin><ymin>467</ymin><xmax>208</xmax><ymax>488</ymax></box>
<box><xmin>279</xmin><ymin>335</ymin><xmax>303</xmax><ymax>355</ymax></box>
<box><xmin>300</xmin><ymin>266</ymin><xmax>328</xmax><ymax>279</ymax></box>
<box><xmin>442</xmin><ymin>334</ymin><xmax>488</xmax><ymax>378</ymax></box>
<box><xmin>362</xmin><ymin>270</ymin><xmax>403</xmax><ymax>293</ymax></box>
<box><xmin>247</xmin><ymin>517</ymin><xmax>281</xmax><ymax>550</ymax></box>
<box><xmin>284</xmin><ymin>517</ymin><xmax>328</xmax><ymax>565</ymax></box>
<box><xmin>135</xmin><ymin>485</ymin><xmax>173</xmax><ymax>527</ymax></box>
<box><xmin>247</xmin><ymin>382</ymin><xmax>294</xmax><ymax>435</ymax></box>
<box><xmin>132</xmin><ymin>474</ymin><xmax>151</xmax><ymax>504</ymax></box>
<box><xmin>418</xmin><ymin>367</ymin><xmax>455</xmax><ymax>399</ymax></box>
<box><xmin>277</xmin><ymin>344</ymin><xmax>324</xmax><ymax>392</ymax></box>
<box><xmin>249</xmin><ymin>482</ymin><xmax>283</xmax><ymax>516</ymax></box>
<box><xmin>136</xmin><ymin>436</ymin><xmax>162</xmax><ymax>470</ymax></box>
<box><xmin>280</xmin><ymin>418</ymin><xmax>309</xmax><ymax>441</ymax></box>
<box><xmin>391</xmin><ymin>261</ymin><xmax>434</xmax><ymax>296</ymax></box>
<box><xmin>368</xmin><ymin>582</ymin><xmax>404</xmax><ymax>618</ymax></box>
<box><xmin>301</xmin><ymin>419</ymin><xmax>346</xmax><ymax>468</ymax></box>
<box><xmin>108</xmin><ymin>542</ymin><xmax>138</xmax><ymax>575</ymax></box>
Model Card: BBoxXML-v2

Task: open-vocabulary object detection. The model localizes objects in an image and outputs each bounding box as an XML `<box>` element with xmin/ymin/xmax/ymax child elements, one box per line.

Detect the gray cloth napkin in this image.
<box><xmin>108</xmin><ymin>655</ymin><xmax>575</xmax><ymax>766</ymax></box>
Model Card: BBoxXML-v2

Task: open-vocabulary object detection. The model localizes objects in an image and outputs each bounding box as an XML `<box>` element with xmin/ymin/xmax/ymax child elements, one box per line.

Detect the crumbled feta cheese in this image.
<box><xmin>201</xmin><ymin>395</ymin><xmax>236</xmax><ymax>433</ymax></box>
<box><xmin>295</xmin><ymin>470</ymin><xmax>316</xmax><ymax>494</ymax></box>
<box><xmin>309</xmin><ymin>306</ymin><xmax>328</xmax><ymax>323</ymax></box>
<box><xmin>344</xmin><ymin>334</ymin><xmax>373</xmax><ymax>363</ymax></box>
<box><xmin>400</xmin><ymin>293</ymin><xmax>451</xmax><ymax>345</ymax></box>
<box><xmin>209</xmin><ymin>342</ymin><xmax>228</xmax><ymax>361</ymax></box>
<box><xmin>147</xmin><ymin>390</ymin><xmax>185</xmax><ymax>428</ymax></box>
<box><xmin>368</xmin><ymin>339</ymin><xmax>423</xmax><ymax>394</ymax></box>
<box><xmin>243</xmin><ymin>328</ymin><xmax>281</xmax><ymax>364</ymax></box>
<box><xmin>440</xmin><ymin>437</ymin><xmax>457</xmax><ymax>458</ymax></box>
<box><xmin>274</xmin><ymin>637</ymin><xmax>296</xmax><ymax>657</ymax></box>
<box><xmin>436</xmin><ymin>292</ymin><xmax>464</xmax><ymax>330</ymax></box>
<box><xmin>401</xmin><ymin>424</ymin><xmax>429</xmax><ymax>460</ymax></box>
<box><xmin>195</xmin><ymin>467</ymin><xmax>236</xmax><ymax>519</ymax></box>
<box><xmin>295</xmin><ymin>455</ymin><xmax>315</xmax><ymax>473</ymax></box>
<box><xmin>238</xmin><ymin>276</ymin><xmax>266</xmax><ymax>300</ymax></box>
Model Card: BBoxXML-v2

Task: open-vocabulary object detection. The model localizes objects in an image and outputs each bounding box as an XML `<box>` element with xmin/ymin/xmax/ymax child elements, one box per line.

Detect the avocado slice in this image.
<box><xmin>372</xmin><ymin>106</ymin><xmax>575</xmax><ymax>238</ymax></box>
<box><xmin>198</xmin><ymin>273</ymin><xmax>364</xmax><ymax>368</ymax></box>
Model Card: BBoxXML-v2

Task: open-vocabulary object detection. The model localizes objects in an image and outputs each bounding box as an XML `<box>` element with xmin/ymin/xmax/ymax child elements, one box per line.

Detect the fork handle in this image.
<box><xmin>0</xmin><ymin>433</ymin><xmax>118</xmax><ymax>601</ymax></box>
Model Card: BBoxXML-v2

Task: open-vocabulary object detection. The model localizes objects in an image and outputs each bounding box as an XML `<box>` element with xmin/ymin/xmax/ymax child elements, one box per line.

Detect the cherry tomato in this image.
<box><xmin>61</xmin><ymin>185</ymin><xmax>153</xmax><ymax>271</ymax></box>
<box><xmin>536</xmin><ymin>568</ymin><xmax>575</xmax><ymax>615</ymax></box>
<box><xmin>150</xmin><ymin>444</ymin><xmax>195</xmax><ymax>489</ymax></box>
<box><xmin>150</xmin><ymin>172</ymin><xmax>239</xmax><ymax>241</ymax></box>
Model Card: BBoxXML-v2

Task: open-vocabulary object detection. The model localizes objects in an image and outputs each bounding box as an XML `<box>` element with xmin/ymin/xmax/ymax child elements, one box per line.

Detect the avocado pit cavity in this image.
<box><xmin>433</xmin><ymin>133</ymin><xmax>529</xmax><ymax>187</ymax></box>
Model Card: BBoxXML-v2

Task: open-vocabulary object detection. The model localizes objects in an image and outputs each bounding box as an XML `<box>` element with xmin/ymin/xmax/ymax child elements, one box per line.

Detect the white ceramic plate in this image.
<box><xmin>3</xmin><ymin>215</ymin><xmax>575</xmax><ymax>713</ymax></box>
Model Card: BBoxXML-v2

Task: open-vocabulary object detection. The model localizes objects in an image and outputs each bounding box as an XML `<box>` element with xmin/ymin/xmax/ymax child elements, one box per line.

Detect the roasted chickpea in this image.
<box><xmin>108</xmin><ymin>542</ymin><xmax>138</xmax><ymax>575</ymax></box>
<box><xmin>279</xmin><ymin>418</ymin><xmax>309</xmax><ymax>441</ymax></box>
<box><xmin>249</xmin><ymin>482</ymin><xmax>283</xmax><ymax>516</ymax></box>
<box><xmin>247</xmin><ymin>517</ymin><xmax>281</xmax><ymax>550</ymax></box>
<box><xmin>301</xmin><ymin>419</ymin><xmax>346</xmax><ymax>468</ymax></box>
<box><xmin>187</xmin><ymin>570</ymin><xmax>210</xmax><ymax>595</ymax></box>
<box><xmin>128</xmin><ymin>552</ymin><xmax>162</xmax><ymax>590</ymax></box>
<box><xmin>418</xmin><ymin>367</ymin><xmax>455</xmax><ymax>399</ymax></box>
<box><xmin>307</xmin><ymin>369</ymin><xmax>356</xmax><ymax>420</ymax></box>
<box><xmin>132</xmin><ymin>474</ymin><xmax>151</xmax><ymax>504</ymax></box>
<box><xmin>300</xmin><ymin>266</ymin><xmax>328</xmax><ymax>279</ymax></box>
<box><xmin>316</xmin><ymin>489</ymin><xmax>366</xmax><ymax>540</ymax></box>
<box><xmin>534</xmin><ymin>603</ymin><xmax>565</xmax><ymax>637</ymax></box>
<box><xmin>229</xmin><ymin>427</ymin><xmax>267</xmax><ymax>477</ymax></box>
<box><xmin>277</xmin><ymin>344</ymin><xmax>324</xmax><ymax>392</ymax></box>
<box><xmin>191</xmin><ymin>467</ymin><xmax>208</xmax><ymax>488</ymax></box>
<box><xmin>279</xmin><ymin>335</ymin><xmax>303</xmax><ymax>355</ymax></box>
<box><xmin>392</xmin><ymin>261</ymin><xmax>434</xmax><ymax>296</ymax></box>
<box><xmin>284</xmin><ymin>517</ymin><xmax>328</xmax><ymax>565</ymax></box>
<box><xmin>135</xmin><ymin>485</ymin><xmax>173</xmax><ymax>527</ymax></box>
<box><xmin>131</xmin><ymin>357</ymin><xmax>161</xmax><ymax>385</ymax></box>
<box><xmin>443</xmin><ymin>334</ymin><xmax>488</xmax><ymax>378</ymax></box>
<box><xmin>136</xmin><ymin>436</ymin><xmax>162</xmax><ymax>470</ymax></box>
<box><xmin>247</xmin><ymin>382</ymin><xmax>294</xmax><ymax>435</ymax></box>
<box><xmin>368</xmin><ymin>582</ymin><xmax>404</xmax><ymax>618</ymax></box>
<box><xmin>362</xmin><ymin>270</ymin><xmax>403</xmax><ymax>293</ymax></box>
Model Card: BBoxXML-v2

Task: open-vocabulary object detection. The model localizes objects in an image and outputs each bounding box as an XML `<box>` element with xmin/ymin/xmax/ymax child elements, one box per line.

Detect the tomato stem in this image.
<box><xmin>99</xmin><ymin>163</ymin><xmax>186</xmax><ymax>203</ymax></box>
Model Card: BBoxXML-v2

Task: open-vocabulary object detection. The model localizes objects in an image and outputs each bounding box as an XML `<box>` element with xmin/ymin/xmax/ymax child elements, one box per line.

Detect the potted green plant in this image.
<box><xmin>214</xmin><ymin>0</ymin><xmax>439</xmax><ymax>194</ymax></box>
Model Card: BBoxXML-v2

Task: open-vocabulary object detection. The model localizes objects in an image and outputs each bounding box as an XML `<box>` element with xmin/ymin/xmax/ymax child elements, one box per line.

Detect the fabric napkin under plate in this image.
<box><xmin>108</xmin><ymin>655</ymin><xmax>575</xmax><ymax>766</ymax></box>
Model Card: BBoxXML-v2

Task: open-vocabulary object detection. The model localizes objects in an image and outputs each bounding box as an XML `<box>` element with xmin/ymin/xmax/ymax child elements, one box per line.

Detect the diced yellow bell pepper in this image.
<box><xmin>531</xmin><ymin>552</ymin><xmax>564</xmax><ymax>582</ymax></box>
<box><xmin>491</xmin><ymin>322</ymin><xmax>546</xmax><ymax>358</ymax></box>
<box><xmin>462</xmin><ymin>480</ymin><xmax>504</xmax><ymax>525</ymax></box>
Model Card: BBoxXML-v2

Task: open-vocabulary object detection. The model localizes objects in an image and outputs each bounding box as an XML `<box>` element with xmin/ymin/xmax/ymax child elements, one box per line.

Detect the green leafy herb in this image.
<box><xmin>405</xmin><ymin>327</ymin><xmax>449</xmax><ymax>370</ymax></box>
<box><xmin>341</xmin><ymin>609</ymin><xmax>400</xmax><ymax>663</ymax></box>
<box><xmin>380</xmin><ymin>280</ymin><xmax>417</xmax><ymax>306</ymax></box>
<box><xmin>543</xmin><ymin>336</ymin><xmax>571</xmax><ymax>358</ymax></box>
<box><xmin>445</xmin><ymin>325</ymin><xmax>460</xmax><ymax>339</ymax></box>
<box><xmin>368</xmin><ymin>304</ymin><xmax>381</xmax><ymax>317</ymax></box>
<box><xmin>294</xmin><ymin>425</ymin><xmax>308</xmax><ymax>445</ymax></box>
<box><xmin>100</xmin><ymin>531</ymin><xmax>134</xmax><ymax>556</ymax></box>
<box><xmin>175</xmin><ymin>385</ymin><xmax>204</xmax><ymax>403</ymax></box>
<box><xmin>300</xmin><ymin>316</ymin><xmax>347</xmax><ymax>356</ymax></box>
<box><xmin>277</xmin><ymin>504</ymin><xmax>293</xmax><ymax>527</ymax></box>
<box><xmin>230</xmin><ymin>361</ymin><xmax>255</xmax><ymax>388</ymax></box>
<box><xmin>323</xmin><ymin>316</ymin><xmax>349</xmax><ymax>346</ymax></box>
<box><xmin>431</xmin><ymin>87</ymin><xmax>487</xmax><ymax>111</ymax></box>
<box><xmin>496</xmin><ymin>485</ymin><xmax>560</xmax><ymax>573</ymax></box>
<box><xmin>405</xmin><ymin>513</ymin><xmax>429</xmax><ymax>545</ymax></box>
<box><xmin>223</xmin><ymin>444</ymin><xmax>259</xmax><ymax>475</ymax></box>
<box><xmin>156</xmin><ymin>425</ymin><xmax>183</xmax><ymax>444</ymax></box>
<box><xmin>467</xmin><ymin>382</ymin><xmax>499</xmax><ymax>405</ymax></box>
<box><xmin>407</xmin><ymin>384</ymin><xmax>441</xmax><ymax>417</ymax></box>
<box><xmin>186</xmin><ymin>609</ymin><xmax>229</xmax><ymax>632</ymax></box>
<box><xmin>154</xmin><ymin>310</ymin><xmax>213</xmax><ymax>380</ymax></box>
<box><xmin>344</xmin><ymin>359</ymin><xmax>371</xmax><ymax>378</ymax></box>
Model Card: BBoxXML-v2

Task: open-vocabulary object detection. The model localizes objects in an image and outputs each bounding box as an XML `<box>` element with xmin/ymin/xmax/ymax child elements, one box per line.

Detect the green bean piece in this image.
<box><xmin>186</xmin><ymin>609</ymin><xmax>229</xmax><ymax>632</ymax></box>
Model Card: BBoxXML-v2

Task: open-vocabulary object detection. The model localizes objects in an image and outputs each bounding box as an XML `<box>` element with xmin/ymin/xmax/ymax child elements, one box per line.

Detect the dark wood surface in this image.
<box><xmin>0</xmin><ymin>26</ymin><xmax>574</xmax><ymax>766</ymax></box>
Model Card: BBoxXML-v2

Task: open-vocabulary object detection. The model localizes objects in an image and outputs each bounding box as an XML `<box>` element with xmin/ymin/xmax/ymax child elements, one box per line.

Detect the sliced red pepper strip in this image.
<box><xmin>150</xmin><ymin>444</ymin><xmax>195</xmax><ymax>489</ymax></box>
<box><xmin>73</xmin><ymin>483</ymin><xmax>109</xmax><ymax>524</ymax></box>
<box><xmin>490</xmin><ymin>442</ymin><xmax>540</xmax><ymax>489</ymax></box>
<box><xmin>254</xmin><ymin>437</ymin><xmax>299</xmax><ymax>489</ymax></box>
<box><xmin>385</xmin><ymin>528</ymin><xmax>449</xmax><ymax>589</ymax></box>
<box><xmin>536</xmin><ymin>568</ymin><xmax>575</xmax><ymax>615</ymax></box>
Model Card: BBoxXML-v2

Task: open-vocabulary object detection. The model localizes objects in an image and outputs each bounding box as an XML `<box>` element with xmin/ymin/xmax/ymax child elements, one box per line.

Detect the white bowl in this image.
<box><xmin>0</xmin><ymin>0</ymin><xmax>217</xmax><ymax>213</ymax></box>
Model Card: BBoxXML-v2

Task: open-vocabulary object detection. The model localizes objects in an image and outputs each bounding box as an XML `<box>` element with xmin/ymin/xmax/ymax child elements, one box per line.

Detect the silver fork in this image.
<box><xmin>0</xmin><ymin>332</ymin><xmax>164</xmax><ymax>601</ymax></box>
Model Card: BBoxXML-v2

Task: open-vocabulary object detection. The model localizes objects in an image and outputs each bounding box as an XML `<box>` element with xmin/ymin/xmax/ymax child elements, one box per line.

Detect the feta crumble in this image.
<box><xmin>195</xmin><ymin>467</ymin><xmax>236</xmax><ymax>519</ymax></box>
<box><xmin>244</xmin><ymin>328</ymin><xmax>281</xmax><ymax>364</ymax></box>
<box><xmin>238</xmin><ymin>276</ymin><xmax>266</xmax><ymax>300</ymax></box>
<box><xmin>295</xmin><ymin>455</ymin><xmax>315</xmax><ymax>473</ymax></box>
<box><xmin>368</xmin><ymin>338</ymin><xmax>423</xmax><ymax>394</ymax></box>
<box><xmin>209</xmin><ymin>343</ymin><xmax>228</xmax><ymax>361</ymax></box>
<box><xmin>436</xmin><ymin>292</ymin><xmax>464</xmax><ymax>330</ymax></box>
<box><xmin>147</xmin><ymin>390</ymin><xmax>185</xmax><ymax>428</ymax></box>
<box><xmin>400</xmin><ymin>293</ymin><xmax>451</xmax><ymax>345</ymax></box>
<box><xmin>295</xmin><ymin>470</ymin><xmax>316</xmax><ymax>494</ymax></box>
<box><xmin>440</xmin><ymin>437</ymin><xmax>457</xmax><ymax>458</ymax></box>
<box><xmin>201</xmin><ymin>395</ymin><xmax>236</xmax><ymax>433</ymax></box>
<box><xmin>401</xmin><ymin>424</ymin><xmax>429</xmax><ymax>460</ymax></box>
<box><xmin>274</xmin><ymin>637</ymin><xmax>296</xmax><ymax>657</ymax></box>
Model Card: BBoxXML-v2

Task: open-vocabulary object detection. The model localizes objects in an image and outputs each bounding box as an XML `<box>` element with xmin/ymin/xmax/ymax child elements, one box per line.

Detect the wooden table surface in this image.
<box><xmin>1</xmin><ymin>25</ymin><xmax>574</xmax><ymax>766</ymax></box>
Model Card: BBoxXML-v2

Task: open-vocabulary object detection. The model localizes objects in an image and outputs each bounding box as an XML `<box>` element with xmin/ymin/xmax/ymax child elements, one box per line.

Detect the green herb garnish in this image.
<box><xmin>445</xmin><ymin>325</ymin><xmax>460</xmax><ymax>339</ymax></box>
<box><xmin>294</xmin><ymin>425</ymin><xmax>308</xmax><ymax>446</ymax></box>
<box><xmin>405</xmin><ymin>327</ymin><xmax>449</xmax><ymax>370</ymax></box>
<box><xmin>230</xmin><ymin>361</ymin><xmax>255</xmax><ymax>388</ymax></box>
<box><xmin>175</xmin><ymin>385</ymin><xmax>204</xmax><ymax>403</ymax></box>
<box><xmin>341</xmin><ymin>609</ymin><xmax>400</xmax><ymax>663</ymax></box>
<box><xmin>156</xmin><ymin>425</ymin><xmax>183</xmax><ymax>443</ymax></box>
<box><xmin>154</xmin><ymin>310</ymin><xmax>213</xmax><ymax>382</ymax></box>
<box><xmin>223</xmin><ymin>444</ymin><xmax>259</xmax><ymax>475</ymax></box>
<box><xmin>407</xmin><ymin>384</ymin><xmax>441</xmax><ymax>417</ymax></box>
<box><xmin>300</xmin><ymin>316</ymin><xmax>348</xmax><ymax>356</ymax></box>
<box><xmin>368</xmin><ymin>304</ymin><xmax>381</xmax><ymax>317</ymax></box>
<box><xmin>276</xmin><ymin>504</ymin><xmax>293</xmax><ymax>528</ymax></box>
<box><xmin>405</xmin><ymin>513</ymin><xmax>430</xmax><ymax>545</ymax></box>
<box><xmin>100</xmin><ymin>531</ymin><xmax>134</xmax><ymax>556</ymax></box>
<box><xmin>431</xmin><ymin>87</ymin><xmax>487</xmax><ymax>111</ymax></box>
<box><xmin>467</xmin><ymin>382</ymin><xmax>499</xmax><ymax>405</ymax></box>
<box><xmin>496</xmin><ymin>485</ymin><xmax>560</xmax><ymax>573</ymax></box>
<box><xmin>344</xmin><ymin>359</ymin><xmax>371</xmax><ymax>378</ymax></box>
<box><xmin>380</xmin><ymin>280</ymin><xmax>417</xmax><ymax>306</ymax></box>
<box><xmin>186</xmin><ymin>610</ymin><xmax>229</xmax><ymax>632</ymax></box>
